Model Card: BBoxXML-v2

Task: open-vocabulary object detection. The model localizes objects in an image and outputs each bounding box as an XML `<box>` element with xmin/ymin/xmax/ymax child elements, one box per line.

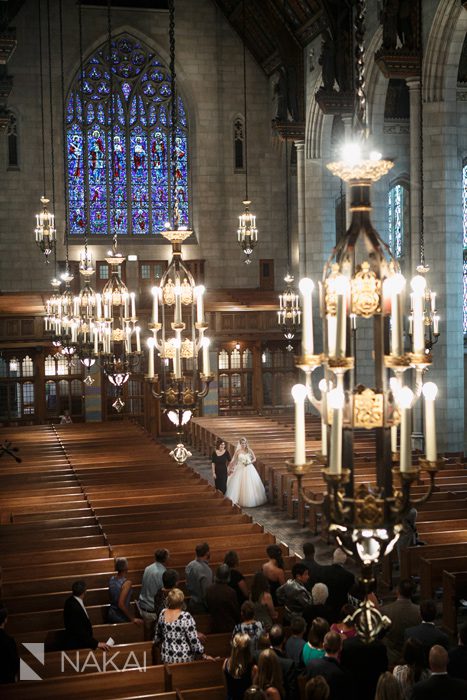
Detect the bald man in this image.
<box><xmin>411</xmin><ymin>645</ymin><xmax>467</xmax><ymax>700</ymax></box>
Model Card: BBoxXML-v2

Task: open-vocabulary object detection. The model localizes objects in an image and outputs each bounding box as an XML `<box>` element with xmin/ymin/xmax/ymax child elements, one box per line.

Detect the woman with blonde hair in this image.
<box><xmin>375</xmin><ymin>672</ymin><xmax>403</xmax><ymax>700</ymax></box>
<box><xmin>223</xmin><ymin>632</ymin><xmax>253</xmax><ymax>700</ymax></box>
<box><xmin>154</xmin><ymin>588</ymin><xmax>205</xmax><ymax>663</ymax></box>
<box><xmin>252</xmin><ymin>648</ymin><xmax>285</xmax><ymax>699</ymax></box>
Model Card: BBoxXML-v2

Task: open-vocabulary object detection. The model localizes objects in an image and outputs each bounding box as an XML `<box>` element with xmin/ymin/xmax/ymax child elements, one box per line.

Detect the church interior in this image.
<box><xmin>1</xmin><ymin>0</ymin><xmax>467</xmax><ymax>698</ymax></box>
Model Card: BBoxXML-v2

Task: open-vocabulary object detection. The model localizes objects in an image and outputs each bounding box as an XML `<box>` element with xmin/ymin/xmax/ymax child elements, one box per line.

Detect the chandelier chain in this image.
<box><xmin>77</xmin><ymin>0</ymin><xmax>90</xmax><ymax>263</ymax></box>
<box><xmin>38</xmin><ymin>0</ymin><xmax>46</xmax><ymax>197</ymax></box>
<box><xmin>59</xmin><ymin>0</ymin><xmax>70</xmax><ymax>268</ymax></box>
<box><xmin>46</xmin><ymin>0</ymin><xmax>56</xmax><ymax>273</ymax></box>
<box><xmin>242</xmin><ymin>0</ymin><xmax>248</xmax><ymax>200</ymax></box>
<box><xmin>419</xmin><ymin>9</ymin><xmax>425</xmax><ymax>268</ymax></box>
<box><xmin>168</xmin><ymin>0</ymin><xmax>179</xmax><ymax>228</ymax></box>
<box><xmin>354</xmin><ymin>0</ymin><xmax>367</xmax><ymax>139</ymax></box>
<box><xmin>107</xmin><ymin>0</ymin><xmax>116</xmax><ymax>243</ymax></box>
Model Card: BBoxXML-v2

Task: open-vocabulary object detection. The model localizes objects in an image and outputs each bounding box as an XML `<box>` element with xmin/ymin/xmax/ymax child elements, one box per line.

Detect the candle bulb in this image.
<box><xmin>299</xmin><ymin>278</ymin><xmax>315</xmax><ymax>356</ymax></box>
<box><xmin>125</xmin><ymin>327</ymin><xmax>131</xmax><ymax>354</ymax></box>
<box><xmin>196</xmin><ymin>285</ymin><xmax>205</xmax><ymax>324</ymax></box>
<box><xmin>422</xmin><ymin>382</ymin><xmax>438</xmax><ymax>462</ymax></box>
<box><xmin>291</xmin><ymin>384</ymin><xmax>308</xmax><ymax>465</ymax></box>
<box><xmin>96</xmin><ymin>293</ymin><xmax>102</xmax><ymax>319</ymax></box>
<box><xmin>388</xmin><ymin>274</ymin><xmax>405</xmax><ymax>356</ymax></box>
<box><xmin>391</xmin><ymin>425</ymin><xmax>398</xmax><ymax>453</ymax></box>
<box><xmin>202</xmin><ymin>336</ymin><xmax>211</xmax><ymax>375</ymax></box>
<box><xmin>135</xmin><ymin>326</ymin><xmax>141</xmax><ymax>353</ymax></box>
<box><xmin>173</xmin><ymin>336</ymin><xmax>182</xmax><ymax>379</ymax></box>
<box><xmin>123</xmin><ymin>292</ymin><xmax>129</xmax><ymax>319</ymax></box>
<box><xmin>328</xmin><ymin>387</ymin><xmax>345</xmax><ymax>475</ymax></box>
<box><xmin>147</xmin><ymin>338</ymin><xmax>155</xmax><ymax>378</ymax></box>
<box><xmin>397</xmin><ymin>387</ymin><xmax>414</xmax><ymax>473</ymax></box>
<box><xmin>151</xmin><ymin>286</ymin><xmax>159</xmax><ymax>324</ymax></box>
<box><xmin>130</xmin><ymin>292</ymin><xmax>136</xmax><ymax>319</ymax></box>
<box><xmin>174</xmin><ymin>287</ymin><xmax>182</xmax><ymax>324</ymax></box>
<box><xmin>410</xmin><ymin>275</ymin><xmax>426</xmax><ymax>355</ymax></box>
<box><xmin>334</xmin><ymin>275</ymin><xmax>348</xmax><ymax>357</ymax></box>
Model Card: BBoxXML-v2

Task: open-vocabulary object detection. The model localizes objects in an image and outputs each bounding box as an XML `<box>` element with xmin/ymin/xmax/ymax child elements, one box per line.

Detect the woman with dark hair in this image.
<box><xmin>262</xmin><ymin>545</ymin><xmax>285</xmax><ymax>605</ymax></box>
<box><xmin>250</xmin><ymin>572</ymin><xmax>277</xmax><ymax>630</ymax></box>
<box><xmin>301</xmin><ymin>617</ymin><xmax>330</xmax><ymax>666</ymax></box>
<box><xmin>305</xmin><ymin>676</ymin><xmax>330</xmax><ymax>700</ymax></box>
<box><xmin>330</xmin><ymin>604</ymin><xmax>357</xmax><ymax>641</ymax></box>
<box><xmin>252</xmin><ymin>648</ymin><xmax>285</xmax><ymax>699</ymax></box>
<box><xmin>224</xmin><ymin>550</ymin><xmax>249</xmax><ymax>604</ymax></box>
<box><xmin>393</xmin><ymin>638</ymin><xmax>430</xmax><ymax>699</ymax></box>
<box><xmin>211</xmin><ymin>438</ymin><xmax>231</xmax><ymax>494</ymax></box>
<box><xmin>233</xmin><ymin>601</ymin><xmax>265</xmax><ymax>651</ymax></box>
<box><xmin>223</xmin><ymin>632</ymin><xmax>253</xmax><ymax>700</ymax></box>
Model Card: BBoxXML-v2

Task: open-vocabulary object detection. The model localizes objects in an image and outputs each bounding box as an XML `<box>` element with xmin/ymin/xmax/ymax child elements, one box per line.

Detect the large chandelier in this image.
<box><xmin>236</xmin><ymin>0</ymin><xmax>258</xmax><ymax>264</ymax></box>
<box><xmin>287</xmin><ymin>0</ymin><xmax>442</xmax><ymax>643</ymax></box>
<box><xmin>148</xmin><ymin>0</ymin><xmax>213</xmax><ymax>463</ymax></box>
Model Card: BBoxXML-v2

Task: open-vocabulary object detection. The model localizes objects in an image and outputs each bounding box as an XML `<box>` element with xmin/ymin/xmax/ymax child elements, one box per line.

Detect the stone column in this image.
<box><xmin>407</xmin><ymin>78</ymin><xmax>421</xmax><ymax>274</ymax></box>
<box><xmin>295</xmin><ymin>140</ymin><xmax>306</xmax><ymax>278</ymax></box>
<box><xmin>342</xmin><ymin>115</ymin><xmax>353</xmax><ymax>228</ymax></box>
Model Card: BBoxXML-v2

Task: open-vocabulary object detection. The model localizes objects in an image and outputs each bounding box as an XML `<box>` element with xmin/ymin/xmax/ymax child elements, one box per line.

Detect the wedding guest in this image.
<box><xmin>302</xmin><ymin>542</ymin><xmax>328</xmax><ymax>590</ymax></box>
<box><xmin>305</xmin><ymin>675</ymin><xmax>330</xmax><ymax>700</ymax></box>
<box><xmin>262</xmin><ymin>545</ymin><xmax>286</xmax><ymax>605</ymax></box>
<box><xmin>411</xmin><ymin>645</ymin><xmax>467</xmax><ymax>699</ymax></box>
<box><xmin>138</xmin><ymin>548</ymin><xmax>169</xmax><ymax>639</ymax></box>
<box><xmin>107</xmin><ymin>557</ymin><xmax>142</xmax><ymax>625</ymax></box>
<box><xmin>154</xmin><ymin>568</ymin><xmax>180</xmax><ymax>619</ymax></box>
<box><xmin>205</xmin><ymin>564</ymin><xmax>240</xmax><ymax>632</ymax></box>
<box><xmin>251</xmin><ymin>572</ymin><xmax>277</xmax><ymax>630</ymax></box>
<box><xmin>284</xmin><ymin>615</ymin><xmax>306</xmax><ymax>664</ymax></box>
<box><xmin>448</xmin><ymin>622</ymin><xmax>467</xmax><ymax>680</ymax></box>
<box><xmin>212</xmin><ymin>438</ymin><xmax>231</xmax><ymax>494</ymax></box>
<box><xmin>223</xmin><ymin>632</ymin><xmax>254</xmax><ymax>700</ymax></box>
<box><xmin>404</xmin><ymin>599</ymin><xmax>449</xmax><ymax>664</ymax></box>
<box><xmin>330</xmin><ymin>604</ymin><xmax>357</xmax><ymax>641</ymax></box>
<box><xmin>232</xmin><ymin>601</ymin><xmax>265</xmax><ymax>651</ymax></box>
<box><xmin>252</xmin><ymin>648</ymin><xmax>285</xmax><ymax>700</ymax></box>
<box><xmin>276</xmin><ymin>563</ymin><xmax>314</xmax><ymax>624</ymax></box>
<box><xmin>0</xmin><ymin>608</ymin><xmax>19</xmax><ymax>684</ymax></box>
<box><xmin>224</xmin><ymin>550</ymin><xmax>249</xmax><ymax>604</ymax></box>
<box><xmin>63</xmin><ymin>580</ymin><xmax>110</xmax><ymax>651</ymax></box>
<box><xmin>374</xmin><ymin>672</ymin><xmax>403</xmax><ymax>700</ymax></box>
<box><xmin>185</xmin><ymin>542</ymin><xmax>213</xmax><ymax>613</ymax></box>
<box><xmin>301</xmin><ymin>617</ymin><xmax>330</xmax><ymax>667</ymax></box>
<box><xmin>306</xmin><ymin>631</ymin><xmax>347</xmax><ymax>700</ymax></box>
<box><xmin>393</xmin><ymin>638</ymin><xmax>430</xmax><ymax>700</ymax></box>
<box><xmin>154</xmin><ymin>588</ymin><xmax>205</xmax><ymax>663</ymax></box>
<box><xmin>382</xmin><ymin>578</ymin><xmax>421</xmax><ymax>666</ymax></box>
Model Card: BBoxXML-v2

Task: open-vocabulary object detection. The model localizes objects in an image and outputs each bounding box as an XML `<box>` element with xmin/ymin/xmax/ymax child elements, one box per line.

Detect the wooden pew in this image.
<box><xmin>442</xmin><ymin>570</ymin><xmax>467</xmax><ymax>635</ymax></box>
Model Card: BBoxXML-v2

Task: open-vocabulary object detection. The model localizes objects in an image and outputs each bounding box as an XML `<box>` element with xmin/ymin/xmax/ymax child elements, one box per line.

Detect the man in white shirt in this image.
<box><xmin>63</xmin><ymin>580</ymin><xmax>109</xmax><ymax>651</ymax></box>
<box><xmin>138</xmin><ymin>548</ymin><xmax>169</xmax><ymax>639</ymax></box>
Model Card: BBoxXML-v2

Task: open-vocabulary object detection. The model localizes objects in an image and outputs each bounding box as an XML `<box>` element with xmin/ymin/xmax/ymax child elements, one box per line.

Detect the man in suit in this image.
<box><xmin>63</xmin><ymin>580</ymin><xmax>110</xmax><ymax>651</ymax></box>
<box><xmin>306</xmin><ymin>631</ymin><xmax>347</xmax><ymax>700</ymax></box>
<box><xmin>340</xmin><ymin>632</ymin><xmax>388</xmax><ymax>700</ymax></box>
<box><xmin>404</xmin><ymin>599</ymin><xmax>449</xmax><ymax>663</ymax></box>
<box><xmin>302</xmin><ymin>542</ymin><xmax>328</xmax><ymax>590</ymax></box>
<box><xmin>412</xmin><ymin>645</ymin><xmax>467</xmax><ymax>699</ymax></box>
<box><xmin>321</xmin><ymin>549</ymin><xmax>355</xmax><ymax>621</ymax></box>
<box><xmin>254</xmin><ymin>624</ymin><xmax>298</xmax><ymax>700</ymax></box>
<box><xmin>0</xmin><ymin>608</ymin><xmax>19</xmax><ymax>684</ymax></box>
<box><xmin>448</xmin><ymin>622</ymin><xmax>467</xmax><ymax>680</ymax></box>
<box><xmin>205</xmin><ymin>564</ymin><xmax>240</xmax><ymax>632</ymax></box>
<box><xmin>381</xmin><ymin>578</ymin><xmax>421</xmax><ymax>665</ymax></box>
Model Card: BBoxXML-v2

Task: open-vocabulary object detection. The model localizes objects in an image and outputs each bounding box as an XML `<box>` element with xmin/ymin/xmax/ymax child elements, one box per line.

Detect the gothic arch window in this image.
<box><xmin>66</xmin><ymin>33</ymin><xmax>189</xmax><ymax>237</ymax></box>
<box><xmin>388</xmin><ymin>182</ymin><xmax>409</xmax><ymax>260</ymax></box>
<box><xmin>233</xmin><ymin>115</ymin><xmax>244</xmax><ymax>171</ymax></box>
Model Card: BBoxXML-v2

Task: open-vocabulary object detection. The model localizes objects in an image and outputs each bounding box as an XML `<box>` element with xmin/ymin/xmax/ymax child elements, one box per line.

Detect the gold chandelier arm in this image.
<box><xmin>304</xmin><ymin>370</ymin><xmax>322</xmax><ymax>413</ymax></box>
<box><xmin>296</xmin><ymin>474</ymin><xmax>325</xmax><ymax>507</ymax></box>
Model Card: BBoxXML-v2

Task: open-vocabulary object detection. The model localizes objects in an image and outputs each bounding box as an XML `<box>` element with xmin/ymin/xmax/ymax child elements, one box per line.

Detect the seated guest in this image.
<box><xmin>301</xmin><ymin>617</ymin><xmax>330</xmax><ymax>667</ymax></box>
<box><xmin>252</xmin><ymin>648</ymin><xmax>285</xmax><ymax>700</ymax></box>
<box><xmin>138</xmin><ymin>548</ymin><xmax>169</xmax><ymax>639</ymax></box>
<box><xmin>276</xmin><ymin>563</ymin><xmax>314</xmax><ymax>624</ymax></box>
<box><xmin>262</xmin><ymin>545</ymin><xmax>286</xmax><ymax>606</ymax></box>
<box><xmin>306</xmin><ymin>631</ymin><xmax>347</xmax><ymax>700</ymax></box>
<box><xmin>411</xmin><ymin>645</ymin><xmax>467</xmax><ymax>699</ymax></box>
<box><xmin>305</xmin><ymin>675</ymin><xmax>330</xmax><ymax>700</ymax></box>
<box><xmin>393</xmin><ymin>638</ymin><xmax>430</xmax><ymax>700</ymax></box>
<box><xmin>64</xmin><ymin>580</ymin><xmax>110</xmax><ymax>651</ymax></box>
<box><xmin>223</xmin><ymin>632</ymin><xmax>254</xmax><ymax>700</ymax></box>
<box><xmin>206</xmin><ymin>564</ymin><xmax>240</xmax><ymax>632</ymax></box>
<box><xmin>0</xmin><ymin>608</ymin><xmax>19</xmax><ymax>684</ymax></box>
<box><xmin>404</xmin><ymin>599</ymin><xmax>449</xmax><ymax>663</ymax></box>
<box><xmin>224</xmin><ymin>550</ymin><xmax>249</xmax><ymax>604</ymax></box>
<box><xmin>154</xmin><ymin>588</ymin><xmax>205</xmax><ymax>663</ymax></box>
<box><xmin>185</xmin><ymin>542</ymin><xmax>213</xmax><ymax>613</ymax></box>
<box><xmin>324</xmin><ymin>549</ymin><xmax>355</xmax><ymax>622</ymax></box>
<box><xmin>107</xmin><ymin>557</ymin><xmax>142</xmax><ymax>625</ymax></box>
<box><xmin>302</xmin><ymin>542</ymin><xmax>328</xmax><ymax>591</ymax></box>
<box><xmin>448</xmin><ymin>622</ymin><xmax>467</xmax><ymax>680</ymax></box>
<box><xmin>330</xmin><ymin>604</ymin><xmax>357</xmax><ymax>641</ymax></box>
<box><xmin>382</xmin><ymin>578</ymin><xmax>421</xmax><ymax>666</ymax></box>
<box><xmin>154</xmin><ymin>568</ymin><xmax>180</xmax><ymax>619</ymax></box>
<box><xmin>284</xmin><ymin>615</ymin><xmax>306</xmax><ymax>664</ymax></box>
<box><xmin>374</xmin><ymin>671</ymin><xmax>403</xmax><ymax>700</ymax></box>
<box><xmin>233</xmin><ymin>601</ymin><xmax>265</xmax><ymax>651</ymax></box>
<box><xmin>251</xmin><ymin>572</ymin><xmax>277</xmax><ymax>630</ymax></box>
<box><xmin>340</xmin><ymin>631</ymin><xmax>388</xmax><ymax>700</ymax></box>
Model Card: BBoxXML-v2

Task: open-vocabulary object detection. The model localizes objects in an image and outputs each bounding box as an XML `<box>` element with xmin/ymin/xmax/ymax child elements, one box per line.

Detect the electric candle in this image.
<box><xmin>173</xmin><ymin>335</ymin><xmax>182</xmax><ymax>379</ymax></box>
<box><xmin>328</xmin><ymin>387</ymin><xmax>345</xmax><ymax>474</ymax></box>
<box><xmin>410</xmin><ymin>275</ymin><xmax>426</xmax><ymax>355</ymax></box>
<box><xmin>135</xmin><ymin>326</ymin><xmax>141</xmax><ymax>352</ymax></box>
<box><xmin>422</xmin><ymin>382</ymin><xmax>438</xmax><ymax>462</ymax></box>
<box><xmin>130</xmin><ymin>292</ymin><xmax>136</xmax><ymax>319</ymax></box>
<box><xmin>388</xmin><ymin>274</ymin><xmax>405</xmax><ymax>356</ymax></box>
<box><xmin>174</xmin><ymin>287</ymin><xmax>182</xmax><ymax>324</ymax></box>
<box><xmin>147</xmin><ymin>338</ymin><xmax>155</xmax><ymax>378</ymax></box>
<box><xmin>202</xmin><ymin>336</ymin><xmax>211</xmax><ymax>375</ymax></box>
<box><xmin>299</xmin><ymin>278</ymin><xmax>315</xmax><ymax>355</ymax></box>
<box><xmin>196</xmin><ymin>285</ymin><xmax>205</xmax><ymax>324</ymax></box>
<box><xmin>334</xmin><ymin>275</ymin><xmax>348</xmax><ymax>357</ymax></box>
<box><xmin>291</xmin><ymin>384</ymin><xmax>308</xmax><ymax>465</ymax></box>
<box><xmin>319</xmin><ymin>378</ymin><xmax>328</xmax><ymax>457</ymax></box>
<box><xmin>397</xmin><ymin>386</ymin><xmax>414</xmax><ymax>473</ymax></box>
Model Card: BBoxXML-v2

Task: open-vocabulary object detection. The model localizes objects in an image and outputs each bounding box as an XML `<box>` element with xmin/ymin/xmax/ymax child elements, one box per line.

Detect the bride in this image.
<box><xmin>225</xmin><ymin>437</ymin><xmax>267</xmax><ymax>508</ymax></box>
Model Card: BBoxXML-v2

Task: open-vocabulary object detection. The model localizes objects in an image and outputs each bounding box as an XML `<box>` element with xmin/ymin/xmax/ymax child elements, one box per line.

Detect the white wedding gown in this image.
<box><xmin>225</xmin><ymin>452</ymin><xmax>267</xmax><ymax>508</ymax></box>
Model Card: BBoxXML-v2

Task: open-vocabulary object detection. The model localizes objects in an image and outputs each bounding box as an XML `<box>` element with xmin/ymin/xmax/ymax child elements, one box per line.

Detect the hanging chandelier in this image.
<box><xmin>148</xmin><ymin>0</ymin><xmax>213</xmax><ymax>463</ymax></box>
<box><xmin>286</xmin><ymin>0</ymin><xmax>442</xmax><ymax>644</ymax></box>
<box><xmin>236</xmin><ymin>0</ymin><xmax>258</xmax><ymax>264</ymax></box>
<box><xmin>34</xmin><ymin>0</ymin><xmax>56</xmax><ymax>263</ymax></box>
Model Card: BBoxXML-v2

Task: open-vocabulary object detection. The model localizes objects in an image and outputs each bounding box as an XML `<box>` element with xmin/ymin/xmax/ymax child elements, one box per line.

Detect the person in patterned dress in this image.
<box><xmin>154</xmin><ymin>588</ymin><xmax>205</xmax><ymax>664</ymax></box>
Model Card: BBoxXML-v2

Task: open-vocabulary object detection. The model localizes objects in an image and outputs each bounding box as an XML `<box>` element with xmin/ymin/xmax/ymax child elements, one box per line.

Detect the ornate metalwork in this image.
<box><xmin>351</xmin><ymin>262</ymin><xmax>381</xmax><ymax>317</ymax></box>
<box><xmin>353</xmin><ymin>388</ymin><xmax>384</xmax><ymax>429</ymax></box>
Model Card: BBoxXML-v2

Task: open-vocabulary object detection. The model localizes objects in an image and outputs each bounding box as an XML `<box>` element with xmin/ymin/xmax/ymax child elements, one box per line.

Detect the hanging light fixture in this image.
<box><xmin>277</xmin><ymin>134</ymin><xmax>300</xmax><ymax>350</ymax></box>
<box><xmin>286</xmin><ymin>0</ymin><xmax>443</xmax><ymax>643</ymax></box>
<box><xmin>34</xmin><ymin>0</ymin><xmax>56</xmax><ymax>262</ymax></box>
<box><xmin>148</xmin><ymin>0</ymin><xmax>213</xmax><ymax>463</ymax></box>
<box><xmin>236</xmin><ymin>0</ymin><xmax>258</xmax><ymax>264</ymax></box>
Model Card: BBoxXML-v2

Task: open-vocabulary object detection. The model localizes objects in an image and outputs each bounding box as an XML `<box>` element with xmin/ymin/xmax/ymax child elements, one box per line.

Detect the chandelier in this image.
<box><xmin>34</xmin><ymin>0</ymin><xmax>56</xmax><ymax>263</ymax></box>
<box><xmin>148</xmin><ymin>0</ymin><xmax>213</xmax><ymax>463</ymax></box>
<box><xmin>236</xmin><ymin>0</ymin><xmax>258</xmax><ymax>264</ymax></box>
<box><xmin>286</xmin><ymin>0</ymin><xmax>442</xmax><ymax>643</ymax></box>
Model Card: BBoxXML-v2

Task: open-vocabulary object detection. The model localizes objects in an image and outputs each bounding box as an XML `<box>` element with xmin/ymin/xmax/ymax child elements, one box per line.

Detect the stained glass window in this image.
<box><xmin>463</xmin><ymin>164</ymin><xmax>467</xmax><ymax>333</ymax></box>
<box><xmin>66</xmin><ymin>34</ymin><xmax>189</xmax><ymax>237</ymax></box>
<box><xmin>388</xmin><ymin>184</ymin><xmax>406</xmax><ymax>259</ymax></box>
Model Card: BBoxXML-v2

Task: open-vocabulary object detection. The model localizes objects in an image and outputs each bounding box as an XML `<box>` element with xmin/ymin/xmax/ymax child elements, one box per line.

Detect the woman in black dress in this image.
<box><xmin>211</xmin><ymin>438</ymin><xmax>231</xmax><ymax>494</ymax></box>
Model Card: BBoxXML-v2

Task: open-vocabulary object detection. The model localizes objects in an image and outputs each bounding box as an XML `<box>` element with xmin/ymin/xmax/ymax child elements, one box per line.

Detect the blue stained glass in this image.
<box><xmin>122</xmin><ymin>82</ymin><xmax>131</xmax><ymax>100</ymax></box>
<box><xmin>66</xmin><ymin>33</ymin><xmax>189</xmax><ymax>237</ymax></box>
<box><xmin>88</xmin><ymin>127</ymin><xmax>107</xmax><ymax>234</ymax></box>
<box><xmin>388</xmin><ymin>184</ymin><xmax>404</xmax><ymax>259</ymax></box>
<box><xmin>463</xmin><ymin>165</ymin><xmax>467</xmax><ymax>332</ymax></box>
